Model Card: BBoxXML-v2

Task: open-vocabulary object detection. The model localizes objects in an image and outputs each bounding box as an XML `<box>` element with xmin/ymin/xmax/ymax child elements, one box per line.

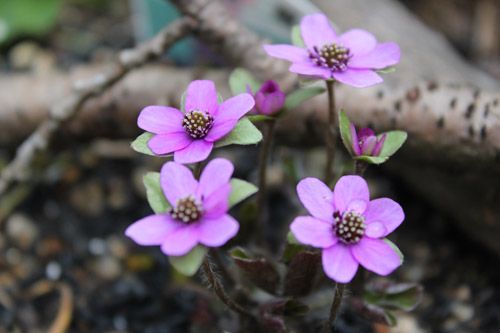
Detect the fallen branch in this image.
<box><xmin>0</xmin><ymin>18</ymin><xmax>196</xmax><ymax>195</ymax></box>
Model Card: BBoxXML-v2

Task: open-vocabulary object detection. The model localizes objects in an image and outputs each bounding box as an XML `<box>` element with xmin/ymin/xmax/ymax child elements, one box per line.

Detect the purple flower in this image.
<box><xmin>263</xmin><ymin>13</ymin><xmax>400</xmax><ymax>87</ymax></box>
<box><xmin>138</xmin><ymin>80</ymin><xmax>255</xmax><ymax>164</ymax></box>
<box><xmin>125</xmin><ymin>158</ymin><xmax>239</xmax><ymax>256</ymax></box>
<box><xmin>351</xmin><ymin>125</ymin><xmax>386</xmax><ymax>156</ymax></box>
<box><xmin>290</xmin><ymin>176</ymin><xmax>404</xmax><ymax>283</ymax></box>
<box><xmin>252</xmin><ymin>80</ymin><xmax>286</xmax><ymax>116</ymax></box>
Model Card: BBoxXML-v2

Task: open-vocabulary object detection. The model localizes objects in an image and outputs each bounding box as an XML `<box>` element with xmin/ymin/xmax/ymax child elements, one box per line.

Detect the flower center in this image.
<box><xmin>334</xmin><ymin>211</ymin><xmax>366</xmax><ymax>244</ymax></box>
<box><xmin>170</xmin><ymin>195</ymin><xmax>204</xmax><ymax>224</ymax></box>
<box><xmin>309</xmin><ymin>43</ymin><xmax>351</xmax><ymax>72</ymax></box>
<box><xmin>182</xmin><ymin>110</ymin><xmax>214</xmax><ymax>139</ymax></box>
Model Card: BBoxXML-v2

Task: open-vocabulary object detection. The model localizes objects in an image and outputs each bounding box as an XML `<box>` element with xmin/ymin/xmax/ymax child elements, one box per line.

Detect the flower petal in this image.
<box><xmin>365</xmin><ymin>222</ymin><xmax>387</xmax><ymax>238</ymax></box>
<box><xmin>333</xmin><ymin>69</ymin><xmax>383</xmax><ymax>88</ymax></box>
<box><xmin>173</xmin><ymin>140</ymin><xmax>214</xmax><ymax>164</ymax></box>
<box><xmin>214</xmin><ymin>93</ymin><xmax>255</xmax><ymax>122</ymax></box>
<box><xmin>160</xmin><ymin>161</ymin><xmax>198</xmax><ymax>206</ymax></box>
<box><xmin>349</xmin><ymin>42</ymin><xmax>401</xmax><ymax>69</ymax></box>
<box><xmin>333</xmin><ymin>175</ymin><xmax>369</xmax><ymax>214</ymax></box>
<box><xmin>300</xmin><ymin>13</ymin><xmax>337</xmax><ymax>49</ymax></box>
<box><xmin>351</xmin><ymin>238</ymin><xmax>402</xmax><ymax>275</ymax></box>
<box><xmin>184</xmin><ymin>80</ymin><xmax>218</xmax><ymax>115</ymax></box>
<box><xmin>350</xmin><ymin>124</ymin><xmax>363</xmax><ymax>156</ymax></box>
<box><xmin>161</xmin><ymin>224</ymin><xmax>199</xmax><ymax>256</ymax></box>
<box><xmin>204</xmin><ymin>120</ymin><xmax>238</xmax><ymax>142</ymax></box>
<box><xmin>203</xmin><ymin>184</ymin><xmax>231</xmax><ymax>219</ymax></box>
<box><xmin>364</xmin><ymin>198</ymin><xmax>404</xmax><ymax>236</ymax></box>
<box><xmin>263</xmin><ymin>44</ymin><xmax>309</xmax><ymax>63</ymax></box>
<box><xmin>322</xmin><ymin>244</ymin><xmax>359</xmax><ymax>283</ymax></box>
<box><xmin>361</xmin><ymin>136</ymin><xmax>377</xmax><ymax>155</ymax></box>
<box><xmin>197</xmin><ymin>158</ymin><xmax>234</xmax><ymax>198</ymax></box>
<box><xmin>291</xmin><ymin>216</ymin><xmax>337</xmax><ymax>248</ymax></box>
<box><xmin>297</xmin><ymin>177</ymin><xmax>334</xmax><ymax>222</ymax></box>
<box><xmin>339</xmin><ymin>29</ymin><xmax>377</xmax><ymax>56</ymax></box>
<box><xmin>125</xmin><ymin>214</ymin><xmax>179</xmax><ymax>245</ymax></box>
<box><xmin>138</xmin><ymin>106</ymin><xmax>184</xmax><ymax>134</ymax></box>
<box><xmin>147</xmin><ymin>132</ymin><xmax>192</xmax><ymax>155</ymax></box>
<box><xmin>197</xmin><ymin>214</ymin><xmax>239</xmax><ymax>247</ymax></box>
<box><xmin>289</xmin><ymin>62</ymin><xmax>331</xmax><ymax>79</ymax></box>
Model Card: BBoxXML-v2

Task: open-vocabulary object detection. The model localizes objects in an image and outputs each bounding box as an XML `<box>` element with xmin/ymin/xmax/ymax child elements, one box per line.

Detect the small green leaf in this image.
<box><xmin>229</xmin><ymin>178</ymin><xmax>258</xmax><ymax>208</ymax></box>
<box><xmin>169</xmin><ymin>246</ymin><xmax>207</xmax><ymax>276</ymax></box>
<box><xmin>248</xmin><ymin>114</ymin><xmax>274</xmax><ymax>123</ymax></box>
<box><xmin>379</xmin><ymin>131</ymin><xmax>407</xmax><ymax>158</ymax></box>
<box><xmin>229</xmin><ymin>68</ymin><xmax>261</xmax><ymax>95</ymax></box>
<box><xmin>143</xmin><ymin>172</ymin><xmax>170</xmax><ymax>213</ymax></box>
<box><xmin>339</xmin><ymin>110</ymin><xmax>354</xmax><ymax>155</ymax></box>
<box><xmin>180</xmin><ymin>92</ymin><xmax>187</xmax><ymax>112</ymax></box>
<box><xmin>215</xmin><ymin>117</ymin><xmax>263</xmax><ymax>148</ymax></box>
<box><xmin>377</xmin><ymin>66</ymin><xmax>396</xmax><ymax>74</ymax></box>
<box><xmin>354</xmin><ymin>155</ymin><xmax>388</xmax><ymax>165</ymax></box>
<box><xmin>286</xmin><ymin>231</ymin><xmax>299</xmax><ymax>245</ymax></box>
<box><xmin>384</xmin><ymin>238</ymin><xmax>404</xmax><ymax>264</ymax></box>
<box><xmin>291</xmin><ymin>25</ymin><xmax>305</xmax><ymax>47</ymax></box>
<box><xmin>284</xmin><ymin>86</ymin><xmax>325</xmax><ymax>110</ymax></box>
<box><xmin>131</xmin><ymin>132</ymin><xmax>155</xmax><ymax>156</ymax></box>
<box><xmin>365</xmin><ymin>281</ymin><xmax>423</xmax><ymax>312</ymax></box>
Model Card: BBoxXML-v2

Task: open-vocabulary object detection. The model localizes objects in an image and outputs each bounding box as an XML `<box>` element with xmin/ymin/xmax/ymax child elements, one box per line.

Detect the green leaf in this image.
<box><xmin>379</xmin><ymin>131</ymin><xmax>407</xmax><ymax>158</ymax></box>
<box><xmin>180</xmin><ymin>91</ymin><xmax>187</xmax><ymax>112</ymax></box>
<box><xmin>354</xmin><ymin>155</ymin><xmax>388</xmax><ymax>165</ymax></box>
<box><xmin>339</xmin><ymin>110</ymin><xmax>354</xmax><ymax>155</ymax></box>
<box><xmin>365</xmin><ymin>281</ymin><xmax>423</xmax><ymax>312</ymax></box>
<box><xmin>143</xmin><ymin>172</ymin><xmax>170</xmax><ymax>213</ymax></box>
<box><xmin>377</xmin><ymin>66</ymin><xmax>396</xmax><ymax>74</ymax></box>
<box><xmin>229</xmin><ymin>68</ymin><xmax>261</xmax><ymax>95</ymax></box>
<box><xmin>284</xmin><ymin>86</ymin><xmax>325</xmax><ymax>110</ymax></box>
<box><xmin>383</xmin><ymin>238</ymin><xmax>404</xmax><ymax>264</ymax></box>
<box><xmin>0</xmin><ymin>0</ymin><xmax>62</xmax><ymax>45</ymax></box>
<box><xmin>131</xmin><ymin>132</ymin><xmax>155</xmax><ymax>156</ymax></box>
<box><xmin>169</xmin><ymin>246</ymin><xmax>207</xmax><ymax>276</ymax></box>
<box><xmin>248</xmin><ymin>114</ymin><xmax>274</xmax><ymax>123</ymax></box>
<box><xmin>291</xmin><ymin>25</ymin><xmax>305</xmax><ymax>47</ymax></box>
<box><xmin>229</xmin><ymin>178</ymin><xmax>258</xmax><ymax>208</ymax></box>
<box><xmin>215</xmin><ymin>117</ymin><xmax>263</xmax><ymax>148</ymax></box>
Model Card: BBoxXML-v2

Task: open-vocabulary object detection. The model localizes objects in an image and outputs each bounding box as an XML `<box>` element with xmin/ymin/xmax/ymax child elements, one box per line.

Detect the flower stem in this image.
<box><xmin>201</xmin><ymin>252</ymin><xmax>254</xmax><ymax>318</ymax></box>
<box><xmin>354</xmin><ymin>160</ymin><xmax>368</xmax><ymax>176</ymax></box>
<box><xmin>256</xmin><ymin>119</ymin><xmax>276</xmax><ymax>244</ymax></box>
<box><xmin>324</xmin><ymin>283</ymin><xmax>346</xmax><ymax>332</ymax></box>
<box><xmin>324</xmin><ymin>80</ymin><xmax>337</xmax><ymax>186</ymax></box>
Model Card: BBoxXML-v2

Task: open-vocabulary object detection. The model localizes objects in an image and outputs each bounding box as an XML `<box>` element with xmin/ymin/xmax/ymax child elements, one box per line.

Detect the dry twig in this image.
<box><xmin>0</xmin><ymin>18</ymin><xmax>196</xmax><ymax>196</ymax></box>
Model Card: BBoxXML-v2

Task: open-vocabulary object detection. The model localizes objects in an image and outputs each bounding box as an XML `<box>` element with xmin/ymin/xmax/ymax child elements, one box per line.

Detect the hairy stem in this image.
<box><xmin>324</xmin><ymin>283</ymin><xmax>346</xmax><ymax>332</ymax></box>
<box><xmin>324</xmin><ymin>80</ymin><xmax>337</xmax><ymax>186</ymax></box>
<box><xmin>354</xmin><ymin>160</ymin><xmax>368</xmax><ymax>176</ymax></box>
<box><xmin>256</xmin><ymin>119</ymin><xmax>276</xmax><ymax>244</ymax></box>
<box><xmin>202</xmin><ymin>252</ymin><xmax>254</xmax><ymax>318</ymax></box>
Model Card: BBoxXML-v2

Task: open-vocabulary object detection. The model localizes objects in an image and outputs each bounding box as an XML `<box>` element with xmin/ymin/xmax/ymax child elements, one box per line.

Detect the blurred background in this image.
<box><xmin>0</xmin><ymin>0</ymin><xmax>499</xmax><ymax>332</ymax></box>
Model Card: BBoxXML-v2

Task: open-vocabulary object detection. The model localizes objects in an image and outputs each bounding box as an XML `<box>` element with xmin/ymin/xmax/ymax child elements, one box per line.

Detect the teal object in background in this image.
<box><xmin>130</xmin><ymin>0</ymin><xmax>195</xmax><ymax>65</ymax></box>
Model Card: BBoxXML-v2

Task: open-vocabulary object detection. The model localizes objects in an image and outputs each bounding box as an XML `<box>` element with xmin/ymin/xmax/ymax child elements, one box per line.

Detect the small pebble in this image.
<box><xmin>46</xmin><ymin>261</ymin><xmax>62</xmax><ymax>281</ymax></box>
<box><xmin>6</xmin><ymin>213</ymin><xmax>39</xmax><ymax>249</ymax></box>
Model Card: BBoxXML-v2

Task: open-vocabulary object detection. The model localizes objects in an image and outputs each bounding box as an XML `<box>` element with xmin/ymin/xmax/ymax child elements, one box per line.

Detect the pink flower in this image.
<box><xmin>290</xmin><ymin>176</ymin><xmax>404</xmax><ymax>283</ymax></box>
<box><xmin>263</xmin><ymin>13</ymin><xmax>400</xmax><ymax>87</ymax></box>
<box><xmin>138</xmin><ymin>80</ymin><xmax>255</xmax><ymax>164</ymax></box>
<box><xmin>351</xmin><ymin>125</ymin><xmax>386</xmax><ymax>157</ymax></box>
<box><xmin>125</xmin><ymin>158</ymin><xmax>239</xmax><ymax>256</ymax></box>
<box><xmin>252</xmin><ymin>80</ymin><xmax>286</xmax><ymax>116</ymax></box>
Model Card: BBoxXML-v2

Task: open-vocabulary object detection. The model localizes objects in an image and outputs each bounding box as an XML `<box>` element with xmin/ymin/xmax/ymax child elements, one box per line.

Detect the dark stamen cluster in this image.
<box><xmin>309</xmin><ymin>43</ymin><xmax>351</xmax><ymax>72</ymax></box>
<box><xmin>182</xmin><ymin>110</ymin><xmax>214</xmax><ymax>139</ymax></box>
<box><xmin>170</xmin><ymin>195</ymin><xmax>203</xmax><ymax>223</ymax></box>
<box><xmin>334</xmin><ymin>210</ymin><xmax>366</xmax><ymax>244</ymax></box>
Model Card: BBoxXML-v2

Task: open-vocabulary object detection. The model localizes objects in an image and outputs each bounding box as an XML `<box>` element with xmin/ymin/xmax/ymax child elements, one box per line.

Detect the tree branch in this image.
<box><xmin>0</xmin><ymin>18</ymin><xmax>196</xmax><ymax>195</ymax></box>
